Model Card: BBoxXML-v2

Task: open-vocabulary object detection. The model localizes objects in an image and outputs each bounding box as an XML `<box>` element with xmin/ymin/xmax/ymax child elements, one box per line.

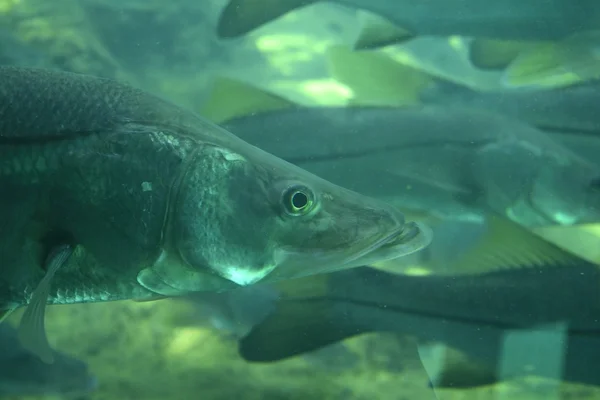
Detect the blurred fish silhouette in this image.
<box><xmin>177</xmin><ymin>214</ymin><xmax>600</xmax><ymax>388</ymax></box>
<box><xmin>215</xmin><ymin>0</ymin><xmax>600</xmax><ymax>54</ymax></box>
<box><xmin>201</xmin><ymin>70</ymin><xmax>600</xmax><ymax>235</ymax></box>
<box><xmin>326</xmin><ymin>45</ymin><xmax>600</xmax><ymax>158</ymax></box>
<box><xmin>468</xmin><ymin>32</ymin><xmax>600</xmax><ymax>89</ymax></box>
<box><xmin>0</xmin><ymin>323</ymin><xmax>97</xmax><ymax>398</ymax></box>
<box><xmin>420</xmin><ymin>76</ymin><xmax>600</xmax><ymax>140</ymax></box>
<box><xmin>234</xmin><ymin>217</ymin><xmax>600</xmax><ymax>389</ymax></box>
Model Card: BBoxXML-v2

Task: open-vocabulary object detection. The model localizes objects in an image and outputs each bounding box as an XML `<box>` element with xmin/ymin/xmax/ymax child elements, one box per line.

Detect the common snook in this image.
<box><xmin>0</xmin><ymin>66</ymin><xmax>429</xmax><ymax>363</ymax></box>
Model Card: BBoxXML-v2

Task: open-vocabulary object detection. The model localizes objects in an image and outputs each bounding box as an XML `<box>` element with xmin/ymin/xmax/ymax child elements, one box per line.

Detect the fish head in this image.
<box><xmin>527</xmin><ymin>160</ymin><xmax>600</xmax><ymax>225</ymax></box>
<box><xmin>170</xmin><ymin>143</ymin><xmax>431</xmax><ymax>287</ymax></box>
<box><xmin>474</xmin><ymin>136</ymin><xmax>600</xmax><ymax>227</ymax></box>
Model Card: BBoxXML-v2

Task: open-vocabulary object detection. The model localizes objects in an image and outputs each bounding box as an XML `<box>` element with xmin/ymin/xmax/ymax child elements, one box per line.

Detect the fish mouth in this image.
<box><xmin>380</xmin><ymin>224</ymin><xmax>421</xmax><ymax>248</ymax></box>
<box><xmin>353</xmin><ymin>221</ymin><xmax>431</xmax><ymax>265</ymax></box>
<box><xmin>267</xmin><ymin>221</ymin><xmax>431</xmax><ymax>282</ymax></box>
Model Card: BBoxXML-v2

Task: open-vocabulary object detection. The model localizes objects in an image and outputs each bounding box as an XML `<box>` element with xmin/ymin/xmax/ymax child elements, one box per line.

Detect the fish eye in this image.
<box><xmin>282</xmin><ymin>185</ymin><xmax>315</xmax><ymax>216</ymax></box>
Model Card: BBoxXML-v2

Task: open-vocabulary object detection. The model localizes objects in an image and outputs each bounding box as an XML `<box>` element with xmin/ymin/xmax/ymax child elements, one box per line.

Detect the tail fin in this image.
<box><xmin>216</xmin><ymin>0</ymin><xmax>314</xmax><ymax>38</ymax></box>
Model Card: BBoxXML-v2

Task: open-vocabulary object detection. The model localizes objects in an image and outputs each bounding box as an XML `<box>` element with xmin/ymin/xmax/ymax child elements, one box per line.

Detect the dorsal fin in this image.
<box><xmin>445</xmin><ymin>214</ymin><xmax>587</xmax><ymax>275</ymax></box>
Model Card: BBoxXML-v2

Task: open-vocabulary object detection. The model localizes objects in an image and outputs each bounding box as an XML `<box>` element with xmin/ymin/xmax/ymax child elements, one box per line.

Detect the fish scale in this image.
<box><xmin>0</xmin><ymin>67</ymin><xmax>199</xmax><ymax>310</ymax></box>
<box><xmin>0</xmin><ymin>140</ymin><xmax>69</xmax><ymax>179</ymax></box>
<box><xmin>0</xmin><ymin>128</ymin><xmax>188</xmax><ymax>305</ymax></box>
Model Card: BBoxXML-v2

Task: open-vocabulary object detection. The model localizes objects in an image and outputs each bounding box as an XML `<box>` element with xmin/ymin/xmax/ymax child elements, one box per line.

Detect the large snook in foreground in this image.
<box><xmin>0</xmin><ymin>66</ymin><xmax>429</xmax><ymax>363</ymax></box>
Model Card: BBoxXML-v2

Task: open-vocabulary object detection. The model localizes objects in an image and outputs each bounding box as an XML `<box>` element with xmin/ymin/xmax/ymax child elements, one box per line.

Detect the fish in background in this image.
<box><xmin>215</xmin><ymin>0</ymin><xmax>600</xmax><ymax>90</ymax></box>
<box><xmin>179</xmin><ymin>215</ymin><xmax>600</xmax><ymax>390</ymax></box>
<box><xmin>466</xmin><ymin>32</ymin><xmax>600</xmax><ymax>89</ymax></box>
<box><xmin>421</xmin><ymin>77</ymin><xmax>600</xmax><ymax>137</ymax></box>
<box><xmin>0</xmin><ymin>323</ymin><xmax>97</xmax><ymax>398</ymax></box>
<box><xmin>238</xmin><ymin>261</ymin><xmax>600</xmax><ymax>390</ymax></box>
<box><xmin>199</xmin><ymin>72</ymin><xmax>600</xmax><ymax>233</ymax></box>
<box><xmin>215</xmin><ymin>0</ymin><xmax>600</xmax><ymax>47</ymax></box>
<box><xmin>325</xmin><ymin>45</ymin><xmax>600</xmax><ymax>138</ymax></box>
<box><xmin>0</xmin><ymin>66</ymin><xmax>429</xmax><ymax>364</ymax></box>
<box><xmin>329</xmin><ymin>46</ymin><xmax>600</xmax><ymax>165</ymax></box>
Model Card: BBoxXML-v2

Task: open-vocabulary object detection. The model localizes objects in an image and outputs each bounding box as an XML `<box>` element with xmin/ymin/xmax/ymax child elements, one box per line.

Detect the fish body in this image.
<box><xmin>0</xmin><ymin>69</ymin><xmax>194</xmax><ymax>307</ymax></box>
<box><xmin>0</xmin><ymin>323</ymin><xmax>97</xmax><ymax>397</ymax></box>
<box><xmin>221</xmin><ymin>105</ymin><xmax>600</xmax><ymax>227</ymax></box>
<box><xmin>422</xmin><ymin>79</ymin><xmax>600</xmax><ymax>135</ymax></box>
<box><xmin>216</xmin><ymin>0</ymin><xmax>600</xmax><ymax>42</ymax></box>
<box><xmin>238</xmin><ymin>262</ymin><xmax>600</xmax><ymax>387</ymax></box>
<box><xmin>0</xmin><ymin>67</ymin><xmax>429</xmax><ymax>361</ymax></box>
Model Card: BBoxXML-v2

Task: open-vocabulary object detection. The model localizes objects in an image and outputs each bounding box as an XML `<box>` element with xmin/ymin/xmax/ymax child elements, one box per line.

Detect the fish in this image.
<box><xmin>421</xmin><ymin>78</ymin><xmax>600</xmax><ymax>138</ymax></box>
<box><xmin>178</xmin><ymin>214</ymin><xmax>600</xmax><ymax>334</ymax></box>
<box><xmin>215</xmin><ymin>0</ymin><xmax>600</xmax><ymax>51</ymax></box>
<box><xmin>324</xmin><ymin>45</ymin><xmax>600</xmax><ymax>166</ymax></box>
<box><xmin>176</xmin><ymin>210</ymin><xmax>600</xmax><ymax>385</ymax></box>
<box><xmin>0</xmin><ymin>66</ymin><xmax>430</xmax><ymax>364</ymax></box>
<box><xmin>235</xmin><ymin>227</ymin><xmax>600</xmax><ymax>388</ymax></box>
<box><xmin>326</xmin><ymin>44</ymin><xmax>600</xmax><ymax>137</ymax></box>
<box><xmin>0</xmin><ymin>323</ymin><xmax>97</xmax><ymax>397</ymax></box>
<box><xmin>201</xmin><ymin>77</ymin><xmax>600</xmax><ymax>231</ymax></box>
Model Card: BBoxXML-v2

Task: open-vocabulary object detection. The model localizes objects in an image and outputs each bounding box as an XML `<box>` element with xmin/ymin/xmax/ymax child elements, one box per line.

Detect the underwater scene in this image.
<box><xmin>1</xmin><ymin>0</ymin><xmax>600</xmax><ymax>399</ymax></box>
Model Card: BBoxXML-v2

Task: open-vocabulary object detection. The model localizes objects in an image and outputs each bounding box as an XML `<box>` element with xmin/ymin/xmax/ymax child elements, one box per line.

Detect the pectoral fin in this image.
<box><xmin>131</xmin><ymin>294</ymin><xmax>170</xmax><ymax>303</ymax></box>
<box><xmin>0</xmin><ymin>307</ymin><xmax>17</xmax><ymax>324</ymax></box>
<box><xmin>137</xmin><ymin>250</ymin><xmax>240</xmax><ymax>295</ymax></box>
<box><xmin>17</xmin><ymin>244</ymin><xmax>74</xmax><ymax>365</ymax></box>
